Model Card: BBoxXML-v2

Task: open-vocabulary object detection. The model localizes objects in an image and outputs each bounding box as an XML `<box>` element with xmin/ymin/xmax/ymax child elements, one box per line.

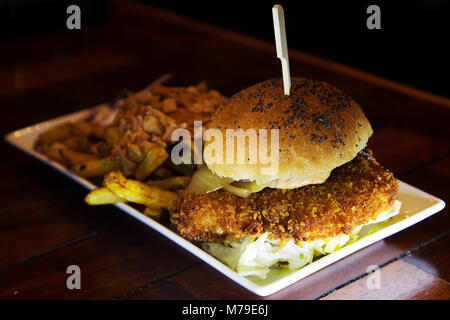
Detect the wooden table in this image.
<box><xmin>0</xmin><ymin>1</ymin><xmax>449</xmax><ymax>300</ymax></box>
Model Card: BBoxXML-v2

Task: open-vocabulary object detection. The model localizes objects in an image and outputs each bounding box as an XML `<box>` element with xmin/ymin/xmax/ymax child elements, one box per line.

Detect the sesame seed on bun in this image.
<box><xmin>204</xmin><ymin>77</ymin><xmax>373</xmax><ymax>186</ymax></box>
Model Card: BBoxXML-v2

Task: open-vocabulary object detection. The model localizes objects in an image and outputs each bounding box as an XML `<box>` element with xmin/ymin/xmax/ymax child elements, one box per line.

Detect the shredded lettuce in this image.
<box><xmin>371</xmin><ymin>199</ymin><xmax>402</xmax><ymax>223</ymax></box>
<box><xmin>203</xmin><ymin>200</ymin><xmax>402</xmax><ymax>279</ymax></box>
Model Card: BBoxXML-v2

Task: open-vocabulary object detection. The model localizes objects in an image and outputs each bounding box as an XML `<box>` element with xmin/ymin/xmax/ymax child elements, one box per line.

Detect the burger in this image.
<box><xmin>170</xmin><ymin>77</ymin><xmax>401</xmax><ymax>279</ymax></box>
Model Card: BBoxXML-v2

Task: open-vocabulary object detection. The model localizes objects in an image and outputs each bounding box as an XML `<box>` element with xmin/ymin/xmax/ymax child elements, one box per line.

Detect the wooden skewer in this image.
<box><xmin>272</xmin><ymin>4</ymin><xmax>291</xmax><ymax>96</ymax></box>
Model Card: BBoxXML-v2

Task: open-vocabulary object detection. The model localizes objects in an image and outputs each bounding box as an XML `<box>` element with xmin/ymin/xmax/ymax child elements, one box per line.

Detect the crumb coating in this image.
<box><xmin>170</xmin><ymin>149</ymin><xmax>398</xmax><ymax>243</ymax></box>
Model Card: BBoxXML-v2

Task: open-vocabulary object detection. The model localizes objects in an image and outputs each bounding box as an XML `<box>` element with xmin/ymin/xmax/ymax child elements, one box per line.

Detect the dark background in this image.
<box><xmin>1</xmin><ymin>0</ymin><xmax>448</xmax><ymax>97</ymax></box>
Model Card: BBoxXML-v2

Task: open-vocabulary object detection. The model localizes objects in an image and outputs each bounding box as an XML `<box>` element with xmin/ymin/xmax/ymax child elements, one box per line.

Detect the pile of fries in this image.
<box><xmin>85</xmin><ymin>170</ymin><xmax>184</xmax><ymax>219</ymax></box>
<box><xmin>36</xmin><ymin>81</ymin><xmax>227</xmax><ymax>220</ymax></box>
<box><xmin>38</xmin><ymin>120</ymin><xmax>118</xmax><ymax>178</ymax></box>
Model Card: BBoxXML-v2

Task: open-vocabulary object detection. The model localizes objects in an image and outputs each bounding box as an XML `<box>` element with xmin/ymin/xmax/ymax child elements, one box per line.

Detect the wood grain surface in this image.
<box><xmin>0</xmin><ymin>1</ymin><xmax>448</xmax><ymax>300</ymax></box>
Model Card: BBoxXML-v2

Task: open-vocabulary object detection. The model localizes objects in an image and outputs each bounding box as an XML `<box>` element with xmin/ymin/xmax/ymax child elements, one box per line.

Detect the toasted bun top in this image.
<box><xmin>204</xmin><ymin>77</ymin><xmax>373</xmax><ymax>185</ymax></box>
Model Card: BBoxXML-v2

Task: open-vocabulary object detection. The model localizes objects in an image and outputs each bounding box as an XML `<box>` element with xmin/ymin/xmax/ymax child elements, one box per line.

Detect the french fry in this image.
<box><xmin>44</xmin><ymin>142</ymin><xmax>67</xmax><ymax>164</ymax></box>
<box><xmin>72</xmin><ymin>120</ymin><xmax>92</xmax><ymax>136</ymax></box>
<box><xmin>38</xmin><ymin>123</ymin><xmax>72</xmax><ymax>144</ymax></box>
<box><xmin>150</xmin><ymin>166</ymin><xmax>174</xmax><ymax>180</ymax></box>
<box><xmin>103</xmin><ymin>126</ymin><xmax>122</xmax><ymax>147</ymax></box>
<box><xmin>91</xmin><ymin>123</ymin><xmax>106</xmax><ymax>139</ymax></box>
<box><xmin>97</xmin><ymin>141</ymin><xmax>113</xmax><ymax>158</ymax></box>
<box><xmin>88</xmin><ymin>142</ymin><xmax>101</xmax><ymax>155</ymax></box>
<box><xmin>85</xmin><ymin>187</ymin><xmax>124</xmax><ymax>205</ymax></box>
<box><xmin>145</xmin><ymin>176</ymin><xmax>191</xmax><ymax>190</ymax></box>
<box><xmin>71</xmin><ymin>159</ymin><xmax>118</xmax><ymax>178</ymax></box>
<box><xmin>62</xmin><ymin>135</ymin><xmax>90</xmax><ymax>152</ymax></box>
<box><xmin>103</xmin><ymin>169</ymin><xmax>127</xmax><ymax>185</ymax></box>
<box><xmin>104</xmin><ymin>170</ymin><xmax>178</xmax><ymax>209</ymax></box>
<box><xmin>59</xmin><ymin>146</ymin><xmax>96</xmax><ymax>165</ymax></box>
<box><xmin>143</xmin><ymin>207</ymin><xmax>163</xmax><ymax>220</ymax></box>
<box><xmin>134</xmin><ymin>147</ymin><xmax>168</xmax><ymax>181</ymax></box>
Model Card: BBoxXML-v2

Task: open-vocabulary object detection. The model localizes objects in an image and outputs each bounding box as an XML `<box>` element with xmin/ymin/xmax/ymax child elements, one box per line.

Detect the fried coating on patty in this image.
<box><xmin>170</xmin><ymin>149</ymin><xmax>398</xmax><ymax>243</ymax></box>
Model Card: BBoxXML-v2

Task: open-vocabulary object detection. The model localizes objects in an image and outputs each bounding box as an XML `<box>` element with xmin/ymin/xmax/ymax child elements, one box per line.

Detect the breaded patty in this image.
<box><xmin>170</xmin><ymin>149</ymin><xmax>398</xmax><ymax>243</ymax></box>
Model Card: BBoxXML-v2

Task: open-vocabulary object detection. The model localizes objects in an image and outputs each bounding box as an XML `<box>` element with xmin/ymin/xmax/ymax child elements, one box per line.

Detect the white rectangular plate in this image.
<box><xmin>5</xmin><ymin>108</ymin><xmax>446</xmax><ymax>296</ymax></box>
